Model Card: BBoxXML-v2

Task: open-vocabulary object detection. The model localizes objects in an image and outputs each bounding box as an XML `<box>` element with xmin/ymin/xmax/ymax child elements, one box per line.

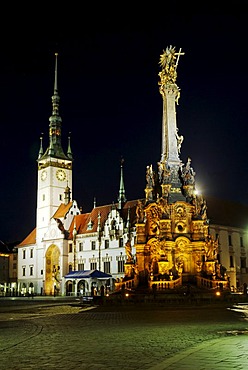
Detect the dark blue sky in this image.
<box><xmin>1</xmin><ymin>11</ymin><xmax>248</xmax><ymax>243</ymax></box>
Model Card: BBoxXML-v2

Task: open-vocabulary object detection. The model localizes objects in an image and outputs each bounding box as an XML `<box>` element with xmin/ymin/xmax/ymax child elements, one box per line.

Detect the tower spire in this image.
<box><xmin>67</xmin><ymin>133</ymin><xmax>73</xmax><ymax>159</ymax></box>
<box><xmin>54</xmin><ymin>52</ymin><xmax>58</xmax><ymax>94</ymax></box>
<box><xmin>118</xmin><ymin>157</ymin><xmax>127</xmax><ymax>209</ymax></box>
<box><xmin>48</xmin><ymin>52</ymin><xmax>64</xmax><ymax>158</ymax></box>
<box><xmin>39</xmin><ymin>53</ymin><xmax>72</xmax><ymax>160</ymax></box>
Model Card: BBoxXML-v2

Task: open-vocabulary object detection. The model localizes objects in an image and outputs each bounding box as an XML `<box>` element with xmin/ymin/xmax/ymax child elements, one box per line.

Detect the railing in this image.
<box><xmin>114</xmin><ymin>277</ymin><xmax>183</xmax><ymax>292</ymax></box>
<box><xmin>115</xmin><ymin>279</ymin><xmax>135</xmax><ymax>291</ymax></box>
<box><xmin>149</xmin><ymin>277</ymin><xmax>182</xmax><ymax>291</ymax></box>
<box><xmin>196</xmin><ymin>276</ymin><xmax>229</xmax><ymax>290</ymax></box>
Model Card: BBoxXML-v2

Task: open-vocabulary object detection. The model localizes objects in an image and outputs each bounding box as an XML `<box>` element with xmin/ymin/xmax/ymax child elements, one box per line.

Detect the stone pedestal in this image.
<box><xmin>124</xmin><ymin>263</ymin><xmax>135</xmax><ymax>278</ymax></box>
<box><xmin>205</xmin><ymin>260</ymin><xmax>216</xmax><ymax>275</ymax></box>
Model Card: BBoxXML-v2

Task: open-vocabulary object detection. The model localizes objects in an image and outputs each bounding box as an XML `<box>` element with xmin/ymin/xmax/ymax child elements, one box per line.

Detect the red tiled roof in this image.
<box><xmin>18</xmin><ymin>228</ymin><xmax>36</xmax><ymax>247</ymax></box>
<box><xmin>68</xmin><ymin>213</ymin><xmax>89</xmax><ymax>239</ymax></box>
<box><xmin>67</xmin><ymin>200</ymin><xmax>141</xmax><ymax>239</ymax></box>
<box><xmin>75</xmin><ymin>204</ymin><xmax>113</xmax><ymax>234</ymax></box>
<box><xmin>53</xmin><ymin>201</ymin><xmax>73</xmax><ymax>218</ymax></box>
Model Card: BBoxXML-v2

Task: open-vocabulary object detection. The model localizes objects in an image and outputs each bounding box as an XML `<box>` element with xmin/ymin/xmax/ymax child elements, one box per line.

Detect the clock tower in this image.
<box><xmin>36</xmin><ymin>53</ymin><xmax>73</xmax><ymax>245</ymax></box>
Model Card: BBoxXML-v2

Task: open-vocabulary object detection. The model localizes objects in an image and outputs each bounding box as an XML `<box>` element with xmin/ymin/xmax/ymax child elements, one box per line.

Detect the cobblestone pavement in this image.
<box><xmin>0</xmin><ymin>300</ymin><xmax>248</xmax><ymax>369</ymax></box>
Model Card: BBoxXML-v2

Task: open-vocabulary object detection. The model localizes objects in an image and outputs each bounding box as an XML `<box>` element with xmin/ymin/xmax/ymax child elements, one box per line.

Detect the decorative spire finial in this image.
<box><xmin>38</xmin><ymin>133</ymin><xmax>44</xmax><ymax>159</ymax></box>
<box><xmin>118</xmin><ymin>157</ymin><xmax>127</xmax><ymax>209</ymax></box>
<box><xmin>67</xmin><ymin>132</ymin><xmax>73</xmax><ymax>159</ymax></box>
<box><xmin>54</xmin><ymin>52</ymin><xmax>58</xmax><ymax>93</ymax></box>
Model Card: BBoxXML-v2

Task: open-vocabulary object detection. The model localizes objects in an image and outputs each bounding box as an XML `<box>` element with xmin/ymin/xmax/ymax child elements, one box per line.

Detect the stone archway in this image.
<box><xmin>45</xmin><ymin>244</ymin><xmax>61</xmax><ymax>296</ymax></box>
<box><xmin>78</xmin><ymin>279</ymin><xmax>89</xmax><ymax>295</ymax></box>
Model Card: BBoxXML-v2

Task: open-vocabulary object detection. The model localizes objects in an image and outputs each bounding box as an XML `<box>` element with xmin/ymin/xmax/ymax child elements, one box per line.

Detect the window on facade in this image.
<box><xmin>241</xmin><ymin>257</ymin><xmax>246</xmax><ymax>269</ymax></box>
<box><xmin>69</xmin><ymin>244</ymin><xmax>73</xmax><ymax>253</ymax></box>
<box><xmin>22</xmin><ymin>267</ymin><xmax>26</xmax><ymax>276</ymax></box>
<box><xmin>118</xmin><ymin>260</ymin><xmax>125</xmax><ymax>273</ymax></box>
<box><xmin>90</xmin><ymin>262</ymin><xmax>97</xmax><ymax>270</ymax></box>
<box><xmin>91</xmin><ymin>241</ymin><xmax>96</xmax><ymax>250</ymax></box>
<box><xmin>69</xmin><ymin>264</ymin><xmax>73</xmax><ymax>272</ymax></box>
<box><xmin>42</xmin><ymin>194</ymin><xmax>45</xmax><ymax>201</ymax></box>
<box><xmin>119</xmin><ymin>238</ymin><xmax>124</xmax><ymax>248</ymax></box>
<box><xmin>230</xmin><ymin>255</ymin><xmax>234</xmax><ymax>267</ymax></box>
<box><xmin>13</xmin><ymin>254</ymin><xmax>17</xmax><ymax>260</ymax></box>
<box><xmin>23</xmin><ymin>250</ymin><xmax>26</xmax><ymax>259</ymax></box>
<box><xmin>105</xmin><ymin>240</ymin><xmax>109</xmax><ymax>249</ymax></box>
<box><xmin>59</xmin><ymin>194</ymin><xmax>63</xmax><ymax>201</ymax></box>
<box><xmin>78</xmin><ymin>263</ymin><xmax>84</xmax><ymax>271</ymax></box>
<box><xmin>13</xmin><ymin>263</ymin><xmax>17</xmax><ymax>270</ymax></box>
<box><xmin>240</xmin><ymin>236</ymin><xmax>244</xmax><ymax>248</ymax></box>
<box><xmin>30</xmin><ymin>266</ymin><xmax>33</xmax><ymax>276</ymax></box>
<box><xmin>104</xmin><ymin>261</ymin><xmax>111</xmax><ymax>274</ymax></box>
<box><xmin>30</xmin><ymin>249</ymin><xmax>33</xmax><ymax>258</ymax></box>
<box><xmin>79</xmin><ymin>243</ymin><xmax>83</xmax><ymax>251</ymax></box>
<box><xmin>228</xmin><ymin>235</ymin><xmax>232</xmax><ymax>246</ymax></box>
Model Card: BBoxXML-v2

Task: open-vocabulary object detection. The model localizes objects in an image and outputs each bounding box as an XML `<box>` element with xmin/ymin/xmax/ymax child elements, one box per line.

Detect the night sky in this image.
<box><xmin>1</xmin><ymin>11</ymin><xmax>248</xmax><ymax>243</ymax></box>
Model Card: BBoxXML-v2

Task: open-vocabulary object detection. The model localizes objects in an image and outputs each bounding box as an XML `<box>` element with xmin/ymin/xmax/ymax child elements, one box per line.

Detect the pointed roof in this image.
<box><xmin>38</xmin><ymin>53</ymin><xmax>72</xmax><ymax>162</ymax></box>
<box><xmin>68</xmin><ymin>213</ymin><xmax>90</xmax><ymax>238</ymax></box>
<box><xmin>38</xmin><ymin>134</ymin><xmax>44</xmax><ymax>159</ymax></box>
<box><xmin>53</xmin><ymin>201</ymin><xmax>73</xmax><ymax>219</ymax></box>
<box><xmin>68</xmin><ymin>204</ymin><xmax>114</xmax><ymax>236</ymax></box>
<box><xmin>118</xmin><ymin>157</ymin><xmax>126</xmax><ymax>208</ymax></box>
<box><xmin>67</xmin><ymin>199</ymin><xmax>139</xmax><ymax>239</ymax></box>
<box><xmin>18</xmin><ymin>228</ymin><xmax>36</xmax><ymax>247</ymax></box>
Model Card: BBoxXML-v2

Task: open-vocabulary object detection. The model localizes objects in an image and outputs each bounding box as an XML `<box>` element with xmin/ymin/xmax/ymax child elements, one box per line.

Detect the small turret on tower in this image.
<box><xmin>67</xmin><ymin>133</ymin><xmax>73</xmax><ymax>159</ymax></box>
<box><xmin>38</xmin><ymin>133</ymin><xmax>44</xmax><ymax>159</ymax></box>
<box><xmin>64</xmin><ymin>183</ymin><xmax>71</xmax><ymax>205</ymax></box>
<box><xmin>117</xmin><ymin>157</ymin><xmax>127</xmax><ymax>209</ymax></box>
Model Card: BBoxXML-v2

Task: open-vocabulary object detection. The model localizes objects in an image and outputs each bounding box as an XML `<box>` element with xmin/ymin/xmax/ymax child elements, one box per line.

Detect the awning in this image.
<box><xmin>64</xmin><ymin>269</ymin><xmax>112</xmax><ymax>279</ymax></box>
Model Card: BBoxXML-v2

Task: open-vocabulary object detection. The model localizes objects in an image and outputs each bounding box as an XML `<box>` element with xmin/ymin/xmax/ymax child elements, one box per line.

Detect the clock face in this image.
<box><xmin>56</xmin><ymin>169</ymin><xmax>66</xmax><ymax>181</ymax></box>
<box><xmin>41</xmin><ymin>170</ymin><xmax>47</xmax><ymax>181</ymax></box>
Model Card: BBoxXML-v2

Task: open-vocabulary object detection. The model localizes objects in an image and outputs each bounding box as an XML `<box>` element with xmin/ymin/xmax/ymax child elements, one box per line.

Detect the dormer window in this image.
<box><xmin>87</xmin><ymin>218</ymin><xmax>93</xmax><ymax>230</ymax></box>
